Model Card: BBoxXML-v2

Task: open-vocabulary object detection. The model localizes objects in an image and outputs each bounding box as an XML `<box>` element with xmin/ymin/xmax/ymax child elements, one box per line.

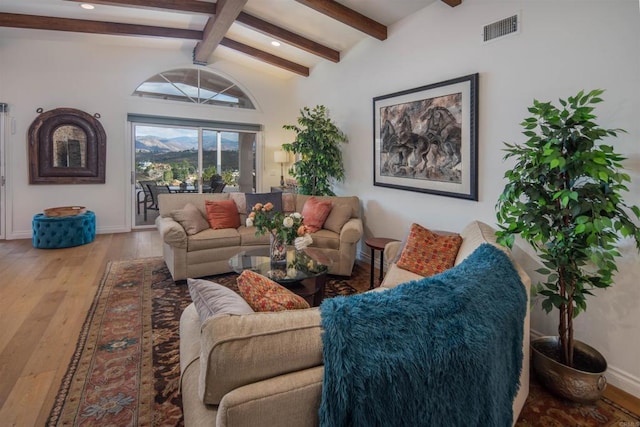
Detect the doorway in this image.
<box><xmin>0</xmin><ymin>104</ymin><xmax>7</xmax><ymax>239</ymax></box>
<box><xmin>131</xmin><ymin>122</ymin><xmax>257</xmax><ymax>228</ymax></box>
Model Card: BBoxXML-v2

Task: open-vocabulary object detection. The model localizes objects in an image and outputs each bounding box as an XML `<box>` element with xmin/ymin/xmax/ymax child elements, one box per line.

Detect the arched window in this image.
<box><xmin>132</xmin><ymin>68</ymin><xmax>255</xmax><ymax>109</ymax></box>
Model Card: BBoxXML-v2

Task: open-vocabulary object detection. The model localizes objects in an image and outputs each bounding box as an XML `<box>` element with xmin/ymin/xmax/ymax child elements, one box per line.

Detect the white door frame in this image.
<box><xmin>0</xmin><ymin>104</ymin><xmax>7</xmax><ymax>240</ymax></box>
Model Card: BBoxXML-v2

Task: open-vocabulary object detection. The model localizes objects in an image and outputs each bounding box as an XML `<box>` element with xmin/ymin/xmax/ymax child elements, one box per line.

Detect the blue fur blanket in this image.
<box><xmin>319</xmin><ymin>243</ymin><xmax>527</xmax><ymax>427</ymax></box>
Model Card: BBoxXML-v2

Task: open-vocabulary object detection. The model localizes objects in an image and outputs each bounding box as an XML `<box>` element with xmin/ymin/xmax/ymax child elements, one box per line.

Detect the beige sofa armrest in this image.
<box><xmin>156</xmin><ymin>216</ymin><xmax>188</xmax><ymax>248</ymax></box>
<box><xmin>199</xmin><ymin>309</ymin><xmax>323</xmax><ymax>405</ymax></box>
<box><xmin>339</xmin><ymin>218</ymin><xmax>363</xmax><ymax>244</ymax></box>
<box><xmin>217</xmin><ymin>366</ymin><xmax>323</xmax><ymax>427</ymax></box>
<box><xmin>383</xmin><ymin>241</ymin><xmax>403</xmax><ymax>263</ymax></box>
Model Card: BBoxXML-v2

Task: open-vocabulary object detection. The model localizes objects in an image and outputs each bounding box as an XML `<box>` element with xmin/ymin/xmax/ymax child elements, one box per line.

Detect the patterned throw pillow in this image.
<box><xmin>396</xmin><ymin>223</ymin><xmax>463</xmax><ymax>277</ymax></box>
<box><xmin>301</xmin><ymin>197</ymin><xmax>333</xmax><ymax>233</ymax></box>
<box><xmin>236</xmin><ymin>270</ymin><xmax>310</xmax><ymax>311</ymax></box>
<box><xmin>204</xmin><ymin>199</ymin><xmax>241</xmax><ymax>229</ymax></box>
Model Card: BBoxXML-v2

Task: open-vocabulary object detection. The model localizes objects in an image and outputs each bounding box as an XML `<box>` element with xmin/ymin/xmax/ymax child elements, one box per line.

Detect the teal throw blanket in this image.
<box><xmin>319</xmin><ymin>243</ymin><xmax>527</xmax><ymax>427</ymax></box>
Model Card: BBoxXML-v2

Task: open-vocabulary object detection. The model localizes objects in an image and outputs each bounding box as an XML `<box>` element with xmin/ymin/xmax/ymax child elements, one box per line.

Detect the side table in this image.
<box><xmin>365</xmin><ymin>237</ymin><xmax>398</xmax><ymax>289</ymax></box>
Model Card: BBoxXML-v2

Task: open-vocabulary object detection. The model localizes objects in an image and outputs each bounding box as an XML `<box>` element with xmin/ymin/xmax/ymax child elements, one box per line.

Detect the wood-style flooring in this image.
<box><xmin>0</xmin><ymin>230</ymin><xmax>638</xmax><ymax>426</ymax></box>
<box><xmin>0</xmin><ymin>231</ymin><xmax>162</xmax><ymax>426</ymax></box>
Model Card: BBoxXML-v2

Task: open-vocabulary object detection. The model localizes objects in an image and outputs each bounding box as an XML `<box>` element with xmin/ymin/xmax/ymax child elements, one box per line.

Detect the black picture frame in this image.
<box><xmin>28</xmin><ymin>107</ymin><xmax>106</xmax><ymax>184</ymax></box>
<box><xmin>373</xmin><ymin>73</ymin><xmax>478</xmax><ymax>200</ymax></box>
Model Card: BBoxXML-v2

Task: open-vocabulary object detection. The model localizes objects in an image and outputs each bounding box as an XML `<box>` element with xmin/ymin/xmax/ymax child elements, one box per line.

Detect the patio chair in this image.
<box><xmin>137</xmin><ymin>180</ymin><xmax>154</xmax><ymax>216</ymax></box>
<box><xmin>208</xmin><ymin>174</ymin><xmax>226</xmax><ymax>193</ymax></box>
<box><xmin>144</xmin><ymin>182</ymin><xmax>171</xmax><ymax>221</ymax></box>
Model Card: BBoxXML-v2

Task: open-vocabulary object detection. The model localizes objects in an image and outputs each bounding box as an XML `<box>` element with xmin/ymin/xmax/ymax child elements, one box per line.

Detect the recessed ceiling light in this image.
<box><xmin>271</xmin><ymin>41</ymin><xmax>281</xmax><ymax>47</ymax></box>
<box><xmin>80</xmin><ymin>4</ymin><xmax>95</xmax><ymax>10</ymax></box>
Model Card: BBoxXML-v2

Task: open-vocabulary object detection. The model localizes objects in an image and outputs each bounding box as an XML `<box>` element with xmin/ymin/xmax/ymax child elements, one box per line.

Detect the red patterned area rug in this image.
<box><xmin>47</xmin><ymin>257</ymin><xmax>369</xmax><ymax>426</ymax></box>
<box><xmin>516</xmin><ymin>375</ymin><xmax>640</xmax><ymax>426</ymax></box>
<box><xmin>47</xmin><ymin>257</ymin><xmax>639</xmax><ymax>426</ymax></box>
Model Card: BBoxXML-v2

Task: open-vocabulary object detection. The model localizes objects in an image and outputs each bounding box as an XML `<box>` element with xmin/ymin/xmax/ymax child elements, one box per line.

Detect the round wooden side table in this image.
<box><xmin>365</xmin><ymin>237</ymin><xmax>398</xmax><ymax>289</ymax></box>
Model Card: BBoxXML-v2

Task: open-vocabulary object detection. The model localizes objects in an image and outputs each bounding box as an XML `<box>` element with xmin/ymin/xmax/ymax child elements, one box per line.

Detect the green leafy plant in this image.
<box><xmin>282</xmin><ymin>105</ymin><xmax>348</xmax><ymax>196</ymax></box>
<box><xmin>496</xmin><ymin>89</ymin><xmax>640</xmax><ymax>368</ymax></box>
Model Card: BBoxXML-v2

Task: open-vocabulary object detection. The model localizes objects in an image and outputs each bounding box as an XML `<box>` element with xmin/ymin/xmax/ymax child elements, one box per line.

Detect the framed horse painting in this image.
<box><xmin>373</xmin><ymin>73</ymin><xmax>478</xmax><ymax>200</ymax></box>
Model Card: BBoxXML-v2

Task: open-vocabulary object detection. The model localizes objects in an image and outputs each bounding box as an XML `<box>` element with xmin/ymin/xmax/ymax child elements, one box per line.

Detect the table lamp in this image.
<box><xmin>274</xmin><ymin>150</ymin><xmax>288</xmax><ymax>187</ymax></box>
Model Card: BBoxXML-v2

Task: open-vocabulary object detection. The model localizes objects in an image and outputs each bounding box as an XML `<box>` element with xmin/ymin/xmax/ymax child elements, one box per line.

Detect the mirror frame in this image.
<box><xmin>28</xmin><ymin>107</ymin><xmax>106</xmax><ymax>184</ymax></box>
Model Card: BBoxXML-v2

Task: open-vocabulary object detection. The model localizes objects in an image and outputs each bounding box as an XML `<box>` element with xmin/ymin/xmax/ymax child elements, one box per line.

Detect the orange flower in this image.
<box><xmin>263</xmin><ymin>202</ymin><xmax>273</xmax><ymax>211</ymax></box>
<box><xmin>249</xmin><ymin>211</ymin><xmax>256</xmax><ymax>219</ymax></box>
<box><xmin>297</xmin><ymin>225</ymin><xmax>307</xmax><ymax>236</ymax></box>
<box><xmin>253</xmin><ymin>202</ymin><xmax>263</xmax><ymax>211</ymax></box>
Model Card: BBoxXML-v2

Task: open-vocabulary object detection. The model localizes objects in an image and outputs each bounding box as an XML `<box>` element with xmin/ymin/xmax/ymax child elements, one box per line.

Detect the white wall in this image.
<box><xmin>289</xmin><ymin>0</ymin><xmax>640</xmax><ymax>396</ymax></box>
<box><xmin>0</xmin><ymin>29</ymin><xmax>296</xmax><ymax>237</ymax></box>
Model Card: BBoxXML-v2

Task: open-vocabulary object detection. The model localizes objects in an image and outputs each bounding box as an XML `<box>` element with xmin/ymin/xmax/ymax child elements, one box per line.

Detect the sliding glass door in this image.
<box><xmin>132</xmin><ymin>123</ymin><xmax>256</xmax><ymax>227</ymax></box>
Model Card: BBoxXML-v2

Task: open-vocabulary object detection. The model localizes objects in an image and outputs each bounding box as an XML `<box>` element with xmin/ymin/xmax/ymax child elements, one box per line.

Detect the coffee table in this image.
<box><xmin>229</xmin><ymin>247</ymin><xmax>334</xmax><ymax>307</ymax></box>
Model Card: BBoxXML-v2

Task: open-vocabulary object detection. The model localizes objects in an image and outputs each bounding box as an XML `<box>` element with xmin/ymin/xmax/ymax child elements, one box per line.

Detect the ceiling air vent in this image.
<box><xmin>483</xmin><ymin>14</ymin><xmax>519</xmax><ymax>43</ymax></box>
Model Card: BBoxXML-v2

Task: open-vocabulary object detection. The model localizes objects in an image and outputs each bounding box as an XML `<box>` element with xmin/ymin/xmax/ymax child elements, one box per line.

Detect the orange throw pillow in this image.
<box><xmin>396</xmin><ymin>223</ymin><xmax>463</xmax><ymax>277</ymax></box>
<box><xmin>204</xmin><ymin>199</ymin><xmax>241</xmax><ymax>230</ymax></box>
<box><xmin>301</xmin><ymin>197</ymin><xmax>333</xmax><ymax>233</ymax></box>
<box><xmin>236</xmin><ymin>270</ymin><xmax>310</xmax><ymax>311</ymax></box>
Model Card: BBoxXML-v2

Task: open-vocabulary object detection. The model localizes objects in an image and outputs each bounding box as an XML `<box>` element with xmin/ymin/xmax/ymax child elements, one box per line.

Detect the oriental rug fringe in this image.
<box><xmin>47</xmin><ymin>257</ymin><xmax>640</xmax><ymax>426</ymax></box>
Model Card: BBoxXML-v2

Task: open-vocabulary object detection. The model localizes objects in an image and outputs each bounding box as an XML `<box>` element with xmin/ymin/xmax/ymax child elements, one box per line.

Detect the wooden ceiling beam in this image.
<box><xmin>193</xmin><ymin>0</ymin><xmax>247</xmax><ymax>64</ymax></box>
<box><xmin>220</xmin><ymin>37</ymin><xmax>309</xmax><ymax>77</ymax></box>
<box><xmin>66</xmin><ymin>1</ymin><xmax>339</xmax><ymax>63</ymax></box>
<box><xmin>0</xmin><ymin>12</ymin><xmax>310</xmax><ymax>77</ymax></box>
<box><xmin>441</xmin><ymin>0</ymin><xmax>463</xmax><ymax>6</ymax></box>
<box><xmin>294</xmin><ymin>0</ymin><xmax>386</xmax><ymax>41</ymax></box>
<box><xmin>64</xmin><ymin>0</ymin><xmax>216</xmax><ymax>15</ymax></box>
<box><xmin>0</xmin><ymin>12</ymin><xmax>202</xmax><ymax>39</ymax></box>
<box><xmin>235</xmin><ymin>11</ymin><xmax>339</xmax><ymax>63</ymax></box>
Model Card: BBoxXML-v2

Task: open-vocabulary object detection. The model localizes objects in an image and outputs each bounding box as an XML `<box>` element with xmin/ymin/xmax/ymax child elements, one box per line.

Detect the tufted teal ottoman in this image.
<box><xmin>32</xmin><ymin>210</ymin><xmax>96</xmax><ymax>249</ymax></box>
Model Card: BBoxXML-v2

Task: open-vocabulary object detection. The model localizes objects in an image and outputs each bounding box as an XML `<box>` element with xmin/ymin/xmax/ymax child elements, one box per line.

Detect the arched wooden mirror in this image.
<box><xmin>28</xmin><ymin>107</ymin><xmax>106</xmax><ymax>184</ymax></box>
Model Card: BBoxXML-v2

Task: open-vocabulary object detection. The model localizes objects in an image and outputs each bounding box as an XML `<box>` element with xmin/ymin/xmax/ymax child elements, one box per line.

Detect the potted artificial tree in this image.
<box><xmin>282</xmin><ymin>105</ymin><xmax>348</xmax><ymax>196</ymax></box>
<box><xmin>495</xmin><ymin>89</ymin><xmax>640</xmax><ymax>403</ymax></box>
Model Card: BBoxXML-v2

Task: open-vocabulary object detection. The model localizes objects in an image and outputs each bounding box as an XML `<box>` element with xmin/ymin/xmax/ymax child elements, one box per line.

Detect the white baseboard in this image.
<box><xmin>530</xmin><ymin>329</ymin><xmax>640</xmax><ymax>398</ymax></box>
<box><xmin>8</xmin><ymin>226</ymin><xmax>130</xmax><ymax>240</ymax></box>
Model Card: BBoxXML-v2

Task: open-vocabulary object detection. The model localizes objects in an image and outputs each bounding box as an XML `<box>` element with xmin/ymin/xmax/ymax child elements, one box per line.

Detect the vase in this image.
<box><xmin>531</xmin><ymin>336</ymin><xmax>607</xmax><ymax>404</ymax></box>
<box><xmin>269</xmin><ymin>233</ymin><xmax>287</xmax><ymax>266</ymax></box>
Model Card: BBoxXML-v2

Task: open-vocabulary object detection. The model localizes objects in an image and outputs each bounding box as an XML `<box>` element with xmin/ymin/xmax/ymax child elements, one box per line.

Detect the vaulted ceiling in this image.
<box><xmin>0</xmin><ymin>0</ymin><xmax>462</xmax><ymax>78</ymax></box>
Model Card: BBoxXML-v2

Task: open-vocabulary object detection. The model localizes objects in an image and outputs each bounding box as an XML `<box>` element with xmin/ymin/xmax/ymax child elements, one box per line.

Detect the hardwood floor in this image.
<box><xmin>0</xmin><ymin>231</ymin><xmax>162</xmax><ymax>426</ymax></box>
<box><xmin>0</xmin><ymin>230</ymin><xmax>638</xmax><ymax>426</ymax></box>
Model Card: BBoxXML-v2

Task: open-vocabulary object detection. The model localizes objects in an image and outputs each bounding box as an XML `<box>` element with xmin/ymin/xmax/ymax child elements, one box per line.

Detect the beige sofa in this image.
<box><xmin>179</xmin><ymin>220</ymin><xmax>531</xmax><ymax>426</ymax></box>
<box><xmin>155</xmin><ymin>192</ymin><xmax>363</xmax><ymax>280</ymax></box>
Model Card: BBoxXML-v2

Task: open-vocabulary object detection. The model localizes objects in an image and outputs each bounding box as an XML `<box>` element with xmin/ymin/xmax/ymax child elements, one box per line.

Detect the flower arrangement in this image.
<box><xmin>246</xmin><ymin>202</ymin><xmax>308</xmax><ymax>246</ymax></box>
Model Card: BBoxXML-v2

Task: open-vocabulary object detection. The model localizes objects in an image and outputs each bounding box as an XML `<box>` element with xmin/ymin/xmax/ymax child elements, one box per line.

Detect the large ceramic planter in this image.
<box><xmin>531</xmin><ymin>336</ymin><xmax>607</xmax><ymax>404</ymax></box>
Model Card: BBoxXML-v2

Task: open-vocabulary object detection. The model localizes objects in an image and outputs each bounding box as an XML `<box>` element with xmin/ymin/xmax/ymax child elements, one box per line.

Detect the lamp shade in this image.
<box><xmin>274</xmin><ymin>150</ymin><xmax>288</xmax><ymax>163</ymax></box>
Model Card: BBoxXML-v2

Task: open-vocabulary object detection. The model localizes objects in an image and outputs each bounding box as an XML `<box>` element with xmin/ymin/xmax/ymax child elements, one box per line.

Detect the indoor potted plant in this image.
<box><xmin>495</xmin><ymin>89</ymin><xmax>640</xmax><ymax>403</ymax></box>
<box><xmin>282</xmin><ymin>105</ymin><xmax>348</xmax><ymax>196</ymax></box>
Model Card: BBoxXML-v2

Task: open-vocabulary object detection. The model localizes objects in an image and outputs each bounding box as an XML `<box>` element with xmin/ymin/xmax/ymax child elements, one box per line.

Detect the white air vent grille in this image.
<box><xmin>483</xmin><ymin>14</ymin><xmax>519</xmax><ymax>43</ymax></box>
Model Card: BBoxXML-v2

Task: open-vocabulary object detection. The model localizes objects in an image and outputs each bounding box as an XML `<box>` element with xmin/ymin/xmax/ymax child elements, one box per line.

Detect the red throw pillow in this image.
<box><xmin>396</xmin><ymin>223</ymin><xmax>463</xmax><ymax>277</ymax></box>
<box><xmin>301</xmin><ymin>197</ymin><xmax>333</xmax><ymax>233</ymax></box>
<box><xmin>204</xmin><ymin>199</ymin><xmax>241</xmax><ymax>230</ymax></box>
<box><xmin>236</xmin><ymin>270</ymin><xmax>310</xmax><ymax>311</ymax></box>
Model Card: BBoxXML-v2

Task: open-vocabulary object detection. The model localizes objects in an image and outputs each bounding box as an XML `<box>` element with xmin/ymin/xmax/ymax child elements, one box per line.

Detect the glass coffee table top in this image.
<box><xmin>229</xmin><ymin>247</ymin><xmax>334</xmax><ymax>285</ymax></box>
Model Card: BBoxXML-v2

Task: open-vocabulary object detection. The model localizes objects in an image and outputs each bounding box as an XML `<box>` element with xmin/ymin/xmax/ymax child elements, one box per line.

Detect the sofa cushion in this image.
<box><xmin>396</xmin><ymin>223</ymin><xmax>463</xmax><ymax>277</ymax></box>
<box><xmin>302</xmin><ymin>197</ymin><xmax>333</xmax><ymax>233</ymax></box>
<box><xmin>245</xmin><ymin>192</ymin><xmax>283</xmax><ymax>215</ymax></box>
<box><xmin>188</xmin><ymin>228</ymin><xmax>241</xmax><ymax>251</ymax></box>
<box><xmin>323</xmin><ymin>204</ymin><xmax>352</xmax><ymax>233</ymax></box>
<box><xmin>171</xmin><ymin>202</ymin><xmax>210</xmax><ymax>235</ymax></box>
<box><xmin>187</xmin><ymin>278</ymin><xmax>254</xmax><ymax>323</ymax></box>
<box><xmin>205</xmin><ymin>200</ymin><xmax>241</xmax><ymax>230</ymax></box>
<box><xmin>236</xmin><ymin>270</ymin><xmax>310</xmax><ymax>311</ymax></box>
<box><xmin>229</xmin><ymin>192</ymin><xmax>247</xmax><ymax>216</ymax></box>
<box><xmin>282</xmin><ymin>193</ymin><xmax>296</xmax><ymax>213</ymax></box>
<box><xmin>238</xmin><ymin>225</ymin><xmax>270</xmax><ymax>246</ymax></box>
